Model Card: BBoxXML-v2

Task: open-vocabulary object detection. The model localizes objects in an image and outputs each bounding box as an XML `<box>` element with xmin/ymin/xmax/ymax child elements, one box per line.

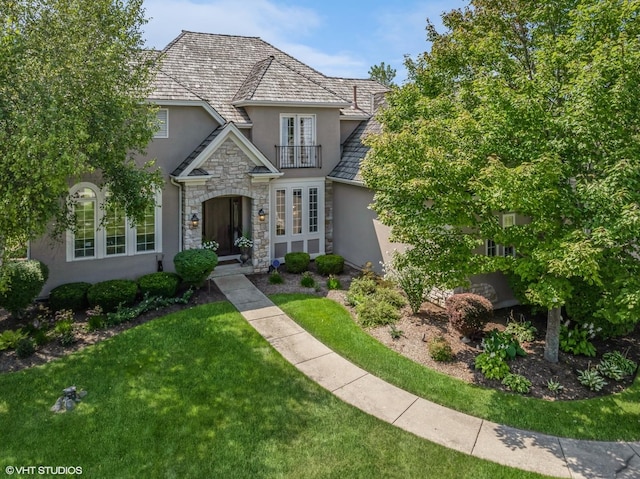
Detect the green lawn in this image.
<box><xmin>272</xmin><ymin>294</ymin><xmax>640</xmax><ymax>442</ymax></box>
<box><xmin>0</xmin><ymin>302</ymin><xmax>552</xmax><ymax>479</ymax></box>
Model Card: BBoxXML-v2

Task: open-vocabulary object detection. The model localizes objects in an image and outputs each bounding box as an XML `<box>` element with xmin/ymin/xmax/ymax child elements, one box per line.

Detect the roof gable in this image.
<box><xmin>171</xmin><ymin>123</ymin><xmax>280</xmax><ymax>180</ymax></box>
<box><xmin>233</xmin><ymin>56</ymin><xmax>350</xmax><ymax>107</ymax></box>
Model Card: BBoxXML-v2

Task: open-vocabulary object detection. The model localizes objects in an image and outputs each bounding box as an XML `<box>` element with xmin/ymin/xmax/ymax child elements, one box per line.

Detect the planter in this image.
<box><xmin>239</xmin><ymin>247</ymin><xmax>251</xmax><ymax>266</ymax></box>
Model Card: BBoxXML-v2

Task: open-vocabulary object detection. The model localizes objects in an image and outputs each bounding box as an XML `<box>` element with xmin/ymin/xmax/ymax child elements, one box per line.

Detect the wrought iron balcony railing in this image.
<box><xmin>275</xmin><ymin>145</ymin><xmax>322</xmax><ymax>169</ymax></box>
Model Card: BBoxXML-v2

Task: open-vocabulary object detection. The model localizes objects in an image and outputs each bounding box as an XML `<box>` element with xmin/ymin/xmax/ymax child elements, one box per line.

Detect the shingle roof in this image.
<box><xmin>171</xmin><ymin>126</ymin><xmax>224</xmax><ymax>176</ymax></box>
<box><xmin>154</xmin><ymin>31</ymin><xmax>388</xmax><ymax>123</ymax></box>
<box><xmin>233</xmin><ymin>56</ymin><xmax>349</xmax><ymax>106</ymax></box>
<box><xmin>329</xmin><ymin>92</ymin><xmax>386</xmax><ymax>183</ymax></box>
<box><xmin>150</xmin><ymin>70</ymin><xmax>204</xmax><ymax>101</ymax></box>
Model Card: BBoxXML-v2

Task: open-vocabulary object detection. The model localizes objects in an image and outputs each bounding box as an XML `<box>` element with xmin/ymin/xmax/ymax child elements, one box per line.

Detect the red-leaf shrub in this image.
<box><xmin>445</xmin><ymin>293</ymin><xmax>493</xmax><ymax>337</ymax></box>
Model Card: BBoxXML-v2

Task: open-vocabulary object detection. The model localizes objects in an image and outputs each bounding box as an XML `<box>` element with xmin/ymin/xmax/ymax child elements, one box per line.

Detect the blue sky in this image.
<box><xmin>142</xmin><ymin>0</ymin><xmax>467</xmax><ymax>83</ymax></box>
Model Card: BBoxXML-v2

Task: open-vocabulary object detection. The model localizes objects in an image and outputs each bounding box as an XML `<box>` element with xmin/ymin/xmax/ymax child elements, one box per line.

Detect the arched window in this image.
<box><xmin>72</xmin><ymin>186</ymin><xmax>98</xmax><ymax>259</ymax></box>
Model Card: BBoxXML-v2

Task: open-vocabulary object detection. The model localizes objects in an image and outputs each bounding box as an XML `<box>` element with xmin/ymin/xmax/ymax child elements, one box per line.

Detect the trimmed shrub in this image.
<box><xmin>346</xmin><ymin>276</ymin><xmax>378</xmax><ymax>306</ymax></box>
<box><xmin>326</xmin><ymin>275</ymin><xmax>342</xmax><ymax>290</ymax></box>
<box><xmin>315</xmin><ymin>254</ymin><xmax>344</xmax><ymax>275</ymax></box>
<box><xmin>49</xmin><ymin>282</ymin><xmax>91</xmax><ymax>311</ymax></box>
<box><xmin>300</xmin><ymin>271</ymin><xmax>315</xmax><ymax>288</ymax></box>
<box><xmin>373</xmin><ymin>287</ymin><xmax>406</xmax><ymax>309</ymax></box>
<box><xmin>268</xmin><ymin>272</ymin><xmax>284</xmax><ymax>284</ymax></box>
<box><xmin>87</xmin><ymin>279</ymin><xmax>138</xmax><ymax>312</ymax></box>
<box><xmin>356</xmin><ymin>296</ymin><xmax>401</xmax><ymax>327</ymax></box>
<box><xmin>138</xmin><ymin>272</ymin><xmax>180</xmax><ymax>298</ymax></box>
<box><xmin>0</xmin><ymin>260</ymin><xmax>48</xmax><ymax>316</ymax></box>
<box><xmin>446</xmin><ymin>293</ymin><xmax>493</xmax><ymax>337</ymax></box>
<box><xmin>428</xmin><ymin>336</ymin><xmax>454</xmax><ymax>362</ymax></box>
<box><xmin>284</xmin><ymin>252</ymin><xmax>310</xmax><ymax>273</ymax></box>
<box><xmin>173</xmin><ymin>249</ymin><xmax>219</xmax><ymax>287</ymax></box>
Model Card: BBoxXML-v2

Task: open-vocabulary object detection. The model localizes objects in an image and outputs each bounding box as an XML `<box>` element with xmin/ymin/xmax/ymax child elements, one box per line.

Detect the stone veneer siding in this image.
<box><xmin>324</xmin><ymin>181</ymin><xmax>333</xmax><ymax>254</ymax></box>
<box><xmin>181</xmin><ymin>138</ymin><xmax>271</xmax><ymax>272</ymax></box>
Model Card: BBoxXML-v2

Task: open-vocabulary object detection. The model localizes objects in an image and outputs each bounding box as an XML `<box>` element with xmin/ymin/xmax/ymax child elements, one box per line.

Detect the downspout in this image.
<box><xmin>170</xmin><ymin>177</ymin><xmax>183</xmax><ymax>252</ymax></box>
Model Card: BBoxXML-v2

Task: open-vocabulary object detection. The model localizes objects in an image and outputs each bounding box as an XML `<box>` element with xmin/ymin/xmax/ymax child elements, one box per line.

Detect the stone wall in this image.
<box><xmin>182</xmin><ymin>138</ymin><xmax>271</xmax><ymax>272</ymax></box>
<box><xmin>324</xmin><ymin>181</ymin><xmax>333</xmax><ymax>254</ymax></box>
<box><xmin>428</xmin><ymin>282</ymin><xmax>499</xmax><ymax>307</ymax></box>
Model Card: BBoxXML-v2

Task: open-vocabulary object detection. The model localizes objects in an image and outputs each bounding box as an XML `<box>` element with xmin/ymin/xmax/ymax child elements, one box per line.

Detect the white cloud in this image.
<box><xmin>142</xmin><ymin>0</ymin><xmax>365</xmax><ymax>77</ymax></box>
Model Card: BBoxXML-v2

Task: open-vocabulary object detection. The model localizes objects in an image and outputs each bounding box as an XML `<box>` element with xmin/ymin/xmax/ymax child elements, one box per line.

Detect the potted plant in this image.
<box><xmin>234</xmin><ymin>235</ymin><xmax>253</xmax><ymax>265</ymax></box>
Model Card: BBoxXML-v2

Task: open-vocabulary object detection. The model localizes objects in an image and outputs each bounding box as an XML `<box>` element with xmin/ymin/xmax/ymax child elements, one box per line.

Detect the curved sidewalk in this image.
<box><xmin>213</xmin><ymin>274</ymin><xmax>640</xmax><ymax>479</ymax></box>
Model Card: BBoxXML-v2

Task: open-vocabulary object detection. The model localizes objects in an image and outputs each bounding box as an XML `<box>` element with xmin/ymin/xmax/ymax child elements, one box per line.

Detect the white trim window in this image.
<box><xmin>271</xmin><ymin>179</ymin><xmax>324</xmax><ymax>260</ymax></box>
<box><xmin>485</xmin><ymin>213</ymin><xmax>517</xmax><ymax>257</ymax></box>
<box><xmin>154</xmin><ymin>108</ymin><xmax>169</xmax><ymax>138</ymax></box>
<box><xmin>502</xmin><ymin>213</ymin><xmax>516</xmax><ymax>257</ymax></box>
<box><xmin>279</xmin><ymin>114</ymin><xmax>317</xmax><ymax>167</ymax></box>
<box><xmin>486</xmin><ymin>239</ymin><xmax>497</xmax><ymax>257</ymax></box>
<box><xmin>66</xmin><ymin>182</ymin><xmax>162</xmax><ymax>261</ymax></box>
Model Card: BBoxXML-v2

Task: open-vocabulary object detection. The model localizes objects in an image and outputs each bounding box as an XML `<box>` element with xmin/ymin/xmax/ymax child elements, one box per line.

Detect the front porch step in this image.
<box><xmin>209</xmin><ymin>262</ymin><xmax>254</xmax><ymax>278</ymax></box>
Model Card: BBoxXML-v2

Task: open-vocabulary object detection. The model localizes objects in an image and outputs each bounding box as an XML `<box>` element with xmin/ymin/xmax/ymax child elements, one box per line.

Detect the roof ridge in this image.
<box><xmin>233</xmin><ymin>56</ymin><xmax>274</xmax><ymax>102</ymax></box>
<box><xmin>178</xmin><ymin>30</ymin><xmax>261</xmax><ymax>40</ymax></box>
<box><xmin>268</xmin><ymin>55</ymin><xmax>351</xmax><ymax>104</ymax></box>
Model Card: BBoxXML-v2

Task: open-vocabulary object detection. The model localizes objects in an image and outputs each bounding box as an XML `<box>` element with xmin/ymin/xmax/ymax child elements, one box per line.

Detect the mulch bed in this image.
<box><xmin>1</xmin><ymin>266</ymin><xmax>638</xmax><ymax>402</ymax></box>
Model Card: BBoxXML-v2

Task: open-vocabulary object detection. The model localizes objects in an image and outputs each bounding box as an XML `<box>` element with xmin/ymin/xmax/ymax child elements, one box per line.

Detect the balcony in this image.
<box><xmin>275</xmin><ymin>145</ymin><xmax>322</xmax><ymax>169</ymax></box>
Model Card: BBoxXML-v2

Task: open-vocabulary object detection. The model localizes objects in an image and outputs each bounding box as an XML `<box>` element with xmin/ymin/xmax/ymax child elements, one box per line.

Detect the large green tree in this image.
<box><xmin>362</xmin><ymin>0</ymin><xmax>640</xmax><ymax>362</ymax></box>
<box><xmin>368</xmin><ymin>61</ymin><xmax>397</xmax><ymax>87</ymax></box>
<box><xmin>0</xmin><ymin>0</ymin><xmax>163</xmax><ymax>263</ymax></box>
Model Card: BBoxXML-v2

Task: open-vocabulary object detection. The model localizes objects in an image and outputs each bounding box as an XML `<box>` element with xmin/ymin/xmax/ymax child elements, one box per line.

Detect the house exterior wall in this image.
<box><xmin>332</xmin><ymin>181</ymin><xmax>519</xmax><ymax>309</ymax></box>
<box><xmin>340</xmin><ymin>119</ymin><xmax>362</xmax><ymax>144</ymax></box>
<box><xmin>30</xmin><ymin>105</ymin><xmax>220</xmax><ymax>296</ymax></box>
<box><xmin>331</xmin><ymin>181</ymin><xmax>397</xmax><ymax>273</ymax></box>
<box><xmin>144</xmin><ymin>105</ymin><xmax>221</xmax><ymax>169</ymax></box>
<box><xmin>244</xmin><ymin>106</ymin><xmax>342</xmax><ymax>178</ymax></box>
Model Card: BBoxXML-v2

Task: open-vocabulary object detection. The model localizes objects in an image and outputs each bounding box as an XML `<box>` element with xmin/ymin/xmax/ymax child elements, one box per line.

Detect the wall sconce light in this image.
<box><xmin>258</xmin><ymin>208</ymin><xmax>266</xmax><ymax>222</ymax></box>
<box><xmin>190</xmin><ymin>213</ymin><xmax>200</xmax><ymax>229</ymax></box>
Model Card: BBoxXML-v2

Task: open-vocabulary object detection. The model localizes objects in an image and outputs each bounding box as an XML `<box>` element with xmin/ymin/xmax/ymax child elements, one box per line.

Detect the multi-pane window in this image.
<box><xmin>105</xmin><ymin>203</ymin><xmax>126</xmax><ymax>256</ymax></box>
<box><xmin>74</xmin><ymin>188</ymin><xmax>96</xmax><ymax>258</ymax></box>
<box><xmin>67</xmin><ymin>183</ymin><xmax>161</xmax><ymax>261</ymax></box>
<box><xmin>292</xmin><ymin>189</ymin><xmax>302</xmax><ymax>235</ymax></box>
<box><xmin>486</xmin><ymin>239</ymin><xmax>497</xmax><ymax>257</ymax></box>
<box><xmin>279</xmin><ymin>114</ymin><xmax>317</xmax><ymax>167</ymax></box>
<box><xmin>154</xmin><ymin>109</ymin><xmax>168</xmax><ymax>138</ymax></box>
<box><xmin>136</xmin><ymin>204</ymin><xmax>156</xmax><ymax>252</ymax></box>
<box><xmin>308</xmin><ymin>187</ymin><xmax>318</xmax><ymax>233</ymax></box>
<box><xmin>502</xmin><ymin>213</ymin><xmax>516</xmax><ymax>257</ymax></box>
<box><xmin>276</xmin><ymin>189</ymin><xmax>286</xmax><ymax>236</ymax></box>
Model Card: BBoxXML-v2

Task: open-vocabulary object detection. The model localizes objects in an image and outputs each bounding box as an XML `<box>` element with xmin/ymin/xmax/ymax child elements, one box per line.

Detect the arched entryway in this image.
<box><xmin>202</xmin><ymin>195</ymin><xmax>251</xmax><ymax>259</ymax></box>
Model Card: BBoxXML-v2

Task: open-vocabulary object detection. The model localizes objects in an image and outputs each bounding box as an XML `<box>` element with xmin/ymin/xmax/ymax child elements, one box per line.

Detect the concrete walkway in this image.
<box><xmin>213</xmin><ymin>274</ymin><xmax>640</xmax><ymax>479</ymax></box>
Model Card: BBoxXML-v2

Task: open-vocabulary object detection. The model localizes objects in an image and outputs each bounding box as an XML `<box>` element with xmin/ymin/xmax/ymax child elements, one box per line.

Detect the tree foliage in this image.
<box><xmin>368</xmin><ymin>62</ymin><xmax>397</xmax><ymax>87</ymax></box>
<box><xmin>362</xmin><ymin>0</ymin><xmax>640</xmax><ymax>361</ymax></box>
<box><xmin>0</xmin><ymin>0</ymin><xmax>163</xmax><ymax>262</ymax></box>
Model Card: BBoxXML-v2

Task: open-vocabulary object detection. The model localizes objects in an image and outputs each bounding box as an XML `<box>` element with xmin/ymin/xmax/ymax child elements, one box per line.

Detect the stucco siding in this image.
<box><xmin>332</xmin><ymin>181</ymin><xmax>397</xmax><ymax>273</ymax></box>
<box><xmin>244</xmin><ymin>106</ymin><xmax>342</xmax><ymax>178</ymax></box>
<box><xmin>31</xmin><ymin>105</ymin><xmax>217</xmax><ymax>296</ymax></box>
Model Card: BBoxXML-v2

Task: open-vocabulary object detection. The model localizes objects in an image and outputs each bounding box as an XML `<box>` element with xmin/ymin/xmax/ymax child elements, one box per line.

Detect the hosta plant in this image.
<box><xmin>601</xmin><ymin>350</ymin><xmax>637</xmax><ymax>377</ymax></box>
<box><xmin>577</xmin><ymin>367</ymin><xmax>607</xmax><ymax>391</ymax></box>
<box><xmin>474</xmin><ymin>351</ymin><xmax>510</xmax><ymax>380</ymax></box>
<box><xmin>504</xmin><ymin>312</ymin><xmax>537</xmax><ymax>343</ymax></box>
<box><xmin>559</xmin><ymin>321</ymin><xmax>597</xmax><ymax>357</ymax></box>
<box><xmin>546</xmin><ymin>379</ymin><xmax>564</xmax><ymax>395</ymax></box>
<box><xmin>597</xmin><ymin>360</ymin><xmax>624</xmax><ymax>381</ymax></box>
<box><xmin>501</xmin><ymin>373</ymin><xmax>531</xmax><ymax>394</ymax></box>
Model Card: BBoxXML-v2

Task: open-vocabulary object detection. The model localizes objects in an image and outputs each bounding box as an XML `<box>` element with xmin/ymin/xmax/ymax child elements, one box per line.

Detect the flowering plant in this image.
<box><xmin>234</xmin><ymin>235</ymin><xmax>253</xmax><ymax>249</ymax></box>
<box><xmin>202</xmin><ymin>239</ymin><xmax>219</xmax><ymax>252</ymax></box>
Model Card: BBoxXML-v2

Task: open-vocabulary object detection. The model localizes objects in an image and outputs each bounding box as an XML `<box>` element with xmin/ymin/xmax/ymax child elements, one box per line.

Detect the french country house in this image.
<box><xmin>30</xmin><ymin>31</ymin><xmax>517</xmax><ymax>307</ymax></box>
<box><xmin>30</xmin><ymin>31</ymin><xmax>393</xmax><ymax>294</ymax></box>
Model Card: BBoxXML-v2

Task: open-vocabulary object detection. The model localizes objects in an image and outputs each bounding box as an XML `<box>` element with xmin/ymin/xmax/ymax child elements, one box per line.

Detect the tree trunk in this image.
<box><xmin>544</xmin><ymin>306</ymin><xmax>562</xmax><ymax>363</ymax></box>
